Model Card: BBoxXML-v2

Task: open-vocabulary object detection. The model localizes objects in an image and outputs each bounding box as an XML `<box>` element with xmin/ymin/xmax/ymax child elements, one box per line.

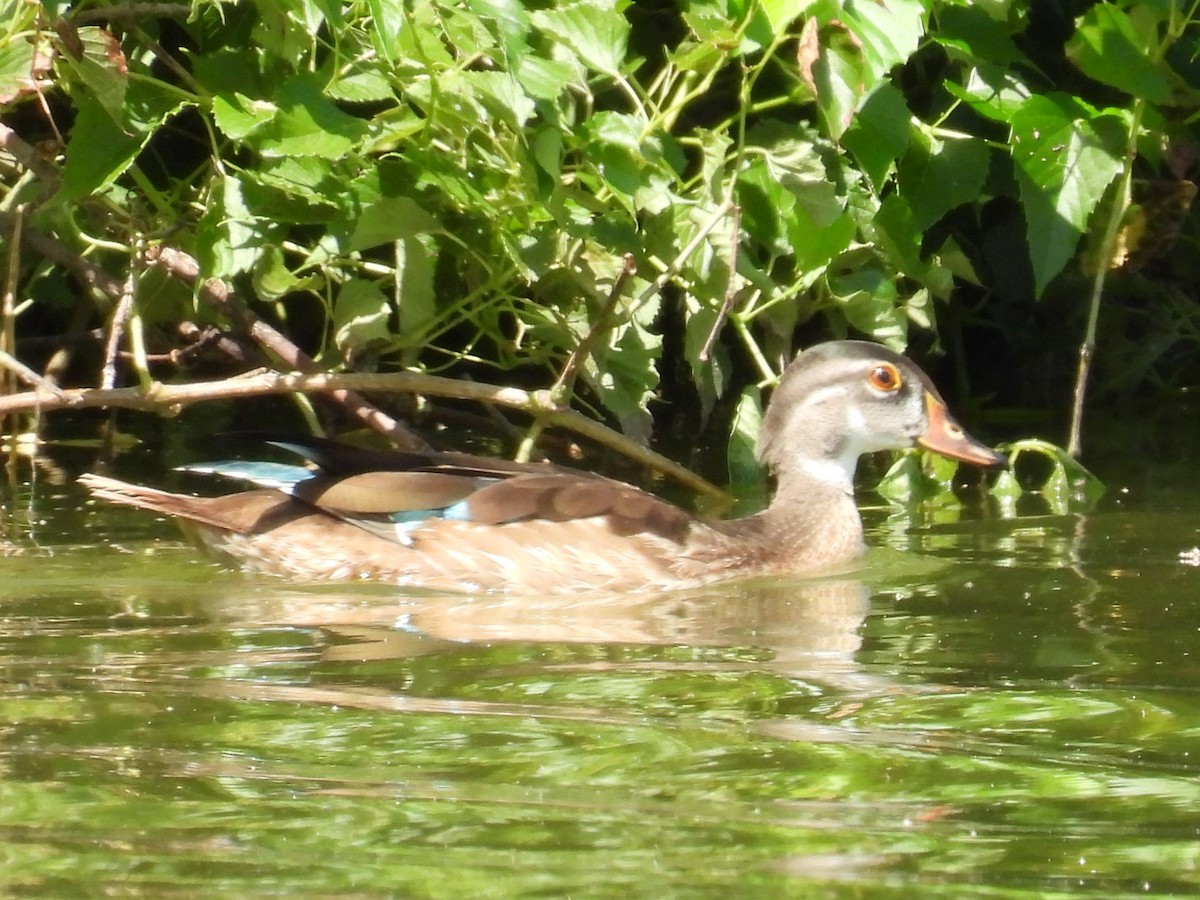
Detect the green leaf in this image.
<box><xmin>586</xmin><ymin>301</ymin><xmax>662</xmax><ymax>443</ymax></box>
<box><xmin>898</xmin><ymin>131</ymin><xmax>991</xmax><ymax>230</ymax></box>
<box><xmin>252</xmin><ymin>245</ymin><xmax>306</xmax><ymax>300</ymax></box>
<box><xmin>760</xmin><ymin>0</ymin><xmax>818</xmax><ymax>35</ymax></box>
<box><xmin>827</xmin><ymin>249</ymin><xmax>905</xmax><ymax>346</ymax></box>
<box><xmin>366</xmin><ymin>0</ymin><xmax>405</xmax><ymax>63</ymax></box>
<box><xmin>757</xmin><ymin>135</ymin><xmax>842</xmax><ymax>225</ymax></box>
<box><xmin>812</xmin><ymin>37</ymin><xmax>864</xmax><ymax>140</ymax></box>
<box><xmin>59</xmin><ymin>79</ymin><xmax>191</xmax><ymax>200</ymax></box>
<box><xmin>841</xmin><ymin>83</ymin><xmax>912</xmax><ymax>190</ymax></box>
<box><xmin>727</xmin><ymin>385</ymin><xmax>768</xmax><ymax>509</ymax></box>
<box><xmin>786</xmin><ymin>204</ymin><xmax>854</xmax><ymax>274</ymax></box>
<box><xmin>1066</xmin><ymin>3</ymin><xmax>1171</xmax><ymax>103</ymax></box>
<box><xmin>683</xmin><ymin>301</ymin><xmax>727</xmax><ymax>423</ymax></box>
<box><xmin>469</xmin><ymin>0</ymin><xmax>532</xmax><ymax>57</ymax></box>
<box><xmin>334</xmin><ymin>279</ymin><xmax>393</xmax><ymax>358</ymax></box>
<box><xmin>195</xmin><ymin>174</ymin><xmax>264</xmax><ymax>277</ymax></box>
<box><xmin>57</xmin><ymin>26</ymin><xmax>128</xmax><ymax>124</ymax></box>
<box><xmin>395</xmin><ymin>237</ymin><xmax>437</xmax><ymax>336</ymax></box>
<box><xmin>872</xmin><ymin>194</ymin><xmax>927</xmax><ymax>281</ymax></box>
<box><xmin>840</xmin><ymin>0</ymin><xmax>926</xmax><ymax>84</ymax></box>
<box><xmin>257</xmin><ymin>75</ymin><xmax>368</xmax><ymax>159</ymax></box>
<box><xmin>945</xmin><ymin>63</ymin><xmax>1033</xmax><ymax>123</ymax></box>
<box><xmin>461</xmin><ymin>70</ymin><xmax>535</xmax><ymax>129</ymax></box>
<box><xmin>515</xmin><ymin>56</ymin><xmax>578</xmax><ymax>101</ymax></box>
<box><xmin>348</xmin><ymin>196</ymin><xmax>440</xmax><ymax>252</ymax></box>
<box><xmin>934</xmin><ymin>4</ymin><xmax>1032</xmax><ymax>69</ymax></box>
<box><xmin>1010</xmin><ymin>94</ymin><xmax>1127</xmax><ymax>296</ymax></box>
<box><xmin>211</xmin><ymin>92</ymin><xmax>272</xmax><ymax>141</ymax></box>
<box><xmin>531</xmin><ymin>2</ymin><xmax>628</xmax><ymax>78</ymax></box>
<box><xmin>993</xmin><ymin>439</ymin><xmax>1105</xmax><ymax>513</ymax></box>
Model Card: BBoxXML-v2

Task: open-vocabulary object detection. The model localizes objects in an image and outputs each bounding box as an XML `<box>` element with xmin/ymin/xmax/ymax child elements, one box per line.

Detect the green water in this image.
<box><xmin>2</xmin><ymin>443</ymin><xmax>1200</xmax><ymax>898</ymax></box>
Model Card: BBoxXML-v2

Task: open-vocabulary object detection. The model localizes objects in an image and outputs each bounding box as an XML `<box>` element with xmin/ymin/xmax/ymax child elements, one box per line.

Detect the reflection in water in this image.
<box><xmin>202</xmin><ymin>574</ymin><xmax>875</xmax><ymax>683</ymax></box>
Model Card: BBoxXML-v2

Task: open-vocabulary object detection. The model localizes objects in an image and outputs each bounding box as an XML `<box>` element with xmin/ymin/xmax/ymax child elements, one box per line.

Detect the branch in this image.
<box><xmin>0</xmin><ymin>371</ymin><xmax>728</xmax><ymax>500</ymax></box>
<box><xmin>0</xmin><ymin>212</ymin><xmax>428</xmax><ymax>451</ymax></box>
<box><xmin>143</xmin><ymin>246</ymin><xmax>428</xmax><ymax>450</ymax></box>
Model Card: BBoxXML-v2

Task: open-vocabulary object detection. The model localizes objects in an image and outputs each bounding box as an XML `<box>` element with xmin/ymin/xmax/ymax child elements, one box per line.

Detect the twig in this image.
<box><xmin>698</xmin><ymin>203</ymin><xmax>742</xmax><ymax>362</ymax></box>
<box><xmin>636</xmin><ymin>198</ymin><xmax>737</xmax><ymax>308</ymax></box>
<box><xmin>145</xmin><ymin>246</ymin><xmax>428</xmax><ymax>451</ymax></box>
<box><xmin>0</xmin><ymin>215</ymin><xmax>427</xmax><ymax>451</ymax></box>
<box><xmin>1067</xmin><ymin>100</ymin><xmax>1144</xmax><ymax>458</ymax></box>
<box><xmin>0</xmin><ymin>350</ymin><xmax>66</xmax><ymax>398</ymax></box>
<box><xmin>552</xmin><ymin>252</ymin><xmax>637</xmax><ymax>399</ymax></box>
<box><xmin>0</xmin><ymin>123</ymin><xmax>59</xmax><ymax>186</ymax></box>
<box><xmin>0</xmin><ymin>371</ymin><xmax>728</xmax><ymax>500</ymax></box>
<box><xmin>101</xmin><ymin>272</ymin><xmax>135</xmax><ymax>390</ymax></box>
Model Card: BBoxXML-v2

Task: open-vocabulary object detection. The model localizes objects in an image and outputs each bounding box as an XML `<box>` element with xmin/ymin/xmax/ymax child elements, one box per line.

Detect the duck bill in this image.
<box><xmin>917</xmin><ymin>392</ymin><xmax>1007</xmax><ymax>468</ymax></box>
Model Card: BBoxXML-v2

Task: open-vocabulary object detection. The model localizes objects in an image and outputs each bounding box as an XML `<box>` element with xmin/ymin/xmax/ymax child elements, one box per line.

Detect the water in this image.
<box><xmin>2</xmin><ymin>441</ymin><xmax>1199</xmax><ymax>898</ymax></box>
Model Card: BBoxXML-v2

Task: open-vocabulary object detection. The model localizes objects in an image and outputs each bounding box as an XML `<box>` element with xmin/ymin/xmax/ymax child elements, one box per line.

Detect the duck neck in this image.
<box><xmin>748</xmin><ymin>455</ymin><xmax>865</xmax><ymax>569</ymax></box>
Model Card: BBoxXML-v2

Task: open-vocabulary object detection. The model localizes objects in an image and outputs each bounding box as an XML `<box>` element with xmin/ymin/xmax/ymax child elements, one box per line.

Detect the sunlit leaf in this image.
<box><xmin>257</xmin><ymin>75</ymin><xmax>369</xmax><ymax>159</ymax></box>
<box><xmin>934</xmin><ymin>4</ymin><xmax>1032</xmax><ymax>69</ymax></box>
<box><xmin>1067</xmin><ymin>3</ymin><xmax>1171</xmax><ymax>103</ymax></box>
<box><xmin>727</xmin><ymin>384</ymin><xmax>768</xmax><ymax>509</ymax></box>
<box><xmin>760</xmin><ymin>0</ymin><xmax>817</xmax><ymax>35</ymax></box>
<box><xmin>334</xmin><ymin>278</ymin><xmax>392</xmax><ymax>358</ymax></box>
<box><xmin>839</xmin><ymin>0</ymin><xmax>926</xmax><ymax>84</ymax></box>
<box><xmin>898</xmin><ymin>131</ymin><xmax>991</xmax><ymax>230</ymax></box>
<box><xmin>1010</xmin><ymin>95</ymin><xmax>1127</xmax><ymax>296</ymax></box>
<box><xmin>59</xmin><ymin>79</ymin><xmax>191</xmax><ymax>200</ymax></box>
<box><xmin>841</xmin><ymin>83</ymin><xmax>912</xmax><ymax>190</ymax></box>
<box><xmin>531</xmin><ymin>2</ymin><xmax>628</xmax><ymax>78</ymax></box>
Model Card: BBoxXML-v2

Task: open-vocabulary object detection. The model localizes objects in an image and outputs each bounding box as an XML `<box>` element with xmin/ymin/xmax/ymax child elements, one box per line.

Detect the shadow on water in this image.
<box><xmin>1</xmin><ymin>439</ymin><xmax>1200</xmax><ymax>896</ymax></box>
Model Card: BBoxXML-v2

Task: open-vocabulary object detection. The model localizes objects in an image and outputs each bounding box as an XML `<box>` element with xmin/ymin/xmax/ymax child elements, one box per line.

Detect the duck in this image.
<box><xmin>78</xmin><ymin>340</ymin><xmax>1005</xmax><ymax>593</ymax></box>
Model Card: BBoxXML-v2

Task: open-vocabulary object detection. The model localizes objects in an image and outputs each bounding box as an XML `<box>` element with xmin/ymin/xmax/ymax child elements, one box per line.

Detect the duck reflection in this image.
<box><xmin>206</xmin><ymin>573</ymin><xmax>874</xmax><ymax>683</ymax></box>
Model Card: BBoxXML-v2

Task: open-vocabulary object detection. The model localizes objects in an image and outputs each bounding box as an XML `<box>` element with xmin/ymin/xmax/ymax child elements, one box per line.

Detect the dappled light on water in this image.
<box><xmin>1</xmin><ymin>462</ymin><xmax>1200</xmax><ymax>897</ymax></box>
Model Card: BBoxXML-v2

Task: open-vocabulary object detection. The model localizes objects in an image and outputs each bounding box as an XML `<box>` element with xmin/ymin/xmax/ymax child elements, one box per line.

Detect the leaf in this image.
<box><xmin>785</xmin><ymin>203</ymin><xmax>855</xmax><ymax>275</ymax></box>
<box><xmin>586</xmin><ymin>299</ymin><xmax>662</xmax><ymax>443</ymax></box>
<box><xmin>945</xmin><ymin>63</ymin><xmax>1033</xmax><ymax>123</ymax></box>
<box><xmin>211</xmin><ymin>91</ymin><xmax>273</xmax><ymax>141</ymax></box>
<box><xmin>898</xmin><ymin>131</ymin><xmax>991</xmax><ymax>230</ymax></box>
<box><xmin>334</xmin><ymin>279</ymin><xmax>393</xmax><ymax>358</ymax></box>
<box><xmin>839</xmin><ymin>0</ymin><xmax>926</xmax><ymax>85</ymax></box>
<box><xmin>59</xmin><ymin>79</ymin><xmax>191</xmax><ymax>200</ymax></box>
<box><xmin>461</xmin><ymin>70</ymin><xmax>535</xmax><ymax>129</ymax></box>
<box><xmin>934</xmin><ymin>4</ymin><xmax>1033</xmax><ymax>70</ymax></box>
<box><xmin>1066</xmin><ymin>3</ymin><xmax>1171</xmax><ymax>103</ymax></box>
<box><xmin>257</xmin><ymin>74</ymin><xmax>368</xmax><ymax>159</ymax></box>
<box><xmin>395</xmin><ymin>236</ymin><xmax>437</xmax><ymax>336</ymax></box>
<box><xmin>349</xmin><ymin>196</ymin><xmax>440</xmax><ymax>252</ymax></box>
<box><xmin>757</xmin><ymin>134</ymin><xmax>842</xmax><ymax>225</ymax></box>
<box><xmin>0</xmin><ymin>37</ymin><xmax>40</xmax><ymax>105</ymax></box>
<box><xmin>727</xmin><ymin>385</ymin><xmax>768</xmax><ymax>509</ymax></box>
<box><xmin>1009</xmin><ymin>94</ymin><xmax>1127</xmax><ymax>296</ymax></box>
<box><xmin>683</xmin><ymin>300</ymin><xmax>727</xmax><ymax>423</ymax></box>
<box><xmin>531</xmin><ymin>2</ymin><xmax>628</xmax><ymax>79</ymax></box>
<box><xmin>811</xmin><ymin>34</ymin><xmax>864</xmax><ymax>140</ymax></box>
<box><xmin>468</xmin><ymin>0</ymin><xmax>532</xmax><ymax>57</ymax></box>
<box><xmin>252</xmin><ymin>245</ymin><xmax>305</xmax><ymax>300</ymax></box>
<box><xmin>56</xmin><ymin>26</ymin><xmax>128</xmax><ymax>124</ymax></box>
<box><xmin>760</xmin><ymin>0</ymin><xmax>818</xmax><ymax>35</ymax></box>
<box><xmin>366</xmin><ymin>0</ymin><xmax>405</xmax><ymax>63</ymax></box>
<box><xmin>840</xmin><ymin>83</ymin><xmax>912</xmax><ymax>190</ymax></box>
<box><xmin>195</xmin><ymin>174</ymin><xmax>264</xmax><ymax>277</ymax></box>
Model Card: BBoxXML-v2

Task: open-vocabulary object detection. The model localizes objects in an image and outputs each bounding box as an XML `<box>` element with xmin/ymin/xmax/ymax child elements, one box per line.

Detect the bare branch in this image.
<box><xmin>0</xmin><ymin>371</ymin><xmax>728</xmax><ymax>500</ymax></box>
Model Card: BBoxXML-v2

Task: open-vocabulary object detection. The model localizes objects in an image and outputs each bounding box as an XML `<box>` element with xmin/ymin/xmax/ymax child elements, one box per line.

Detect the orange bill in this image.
<box><xmin>917</xmin><ymin>392</ymin><xmax>1007</xmax><ymax>468</ymax></box>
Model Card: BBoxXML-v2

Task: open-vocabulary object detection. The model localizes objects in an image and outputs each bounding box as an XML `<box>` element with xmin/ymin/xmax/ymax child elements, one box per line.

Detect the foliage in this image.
<box><xmin>2</xmin><ymin>0</ymin><xmax>1199</xmax><ymax>466</ymax></box>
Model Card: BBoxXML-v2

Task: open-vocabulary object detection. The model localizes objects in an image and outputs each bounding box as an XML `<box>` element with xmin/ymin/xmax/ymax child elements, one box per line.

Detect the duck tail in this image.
<box><xmin>78</xmin><ymin>474</ymin><xmax>239</xmax><ymax>533</ymax></box>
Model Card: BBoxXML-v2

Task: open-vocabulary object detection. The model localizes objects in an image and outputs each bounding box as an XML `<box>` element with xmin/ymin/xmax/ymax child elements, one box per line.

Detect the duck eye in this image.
<box><xmin>868</xmin><ymin>363</ymin><xmax>902</xmax><ymax>392</ymax></box>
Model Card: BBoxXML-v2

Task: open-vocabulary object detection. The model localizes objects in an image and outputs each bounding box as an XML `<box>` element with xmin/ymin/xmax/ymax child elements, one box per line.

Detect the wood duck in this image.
<box><xmin>79</xmin><ymin>341</ymin><xmax>1005</xmax><ymax>593</ymax></box>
